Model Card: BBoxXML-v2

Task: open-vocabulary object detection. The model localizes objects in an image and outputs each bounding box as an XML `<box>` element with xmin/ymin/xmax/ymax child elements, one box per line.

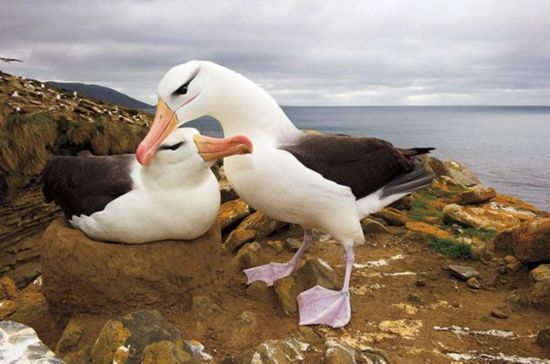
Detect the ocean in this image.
<box><xmin>184</xmin><ymin>106</ymin><xmax>550</xmax><ymax>211</ymax></box>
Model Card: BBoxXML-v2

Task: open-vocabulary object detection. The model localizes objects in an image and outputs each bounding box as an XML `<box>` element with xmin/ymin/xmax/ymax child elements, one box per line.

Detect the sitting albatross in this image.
<box><xmin>43</xmin><ymin>127</ymin><xmax>252</xmax><ymax>244</ymax></box>
<box><xmin>136</xmin><ymin>61</ymin><xmax>434</xmax><ymax>327</ymax></box>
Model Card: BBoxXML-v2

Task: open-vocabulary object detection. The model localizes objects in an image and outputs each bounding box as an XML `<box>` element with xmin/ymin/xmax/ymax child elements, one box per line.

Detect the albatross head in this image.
<box><xmin>137</xmin><ymin>61</ymin><xmax>231</xmax><ymax>164</ymax></box>
<box><xmin>151</xmin><ymin>127</ymin><xmax>253</xmax><ymax>169</ymax></box>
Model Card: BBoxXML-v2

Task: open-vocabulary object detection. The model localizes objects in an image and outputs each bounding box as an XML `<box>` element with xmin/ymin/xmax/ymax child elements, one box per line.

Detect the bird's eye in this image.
<box><xmin>174</xmin><ymin>84</ymin><xmax>188</xmax><ymax>95</ymax></box>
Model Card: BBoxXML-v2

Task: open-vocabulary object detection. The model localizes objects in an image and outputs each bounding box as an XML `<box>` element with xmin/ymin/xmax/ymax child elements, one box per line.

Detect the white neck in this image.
<box><xmin>207</xmin><ymin>65</ymin><xmax>302</xmax><ymax>145</ymax></box>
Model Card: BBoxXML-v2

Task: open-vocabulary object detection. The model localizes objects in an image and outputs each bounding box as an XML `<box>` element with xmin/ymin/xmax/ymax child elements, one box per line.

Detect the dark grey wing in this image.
<box><xmin>42</xmin><ymin>154</ymin><xmax>135</xmax><ymax>218</ymax></box>
<box><xmin>281</xmin><ymin>134</ymin><xmax>434</xmax><ymax>199</ymax></box>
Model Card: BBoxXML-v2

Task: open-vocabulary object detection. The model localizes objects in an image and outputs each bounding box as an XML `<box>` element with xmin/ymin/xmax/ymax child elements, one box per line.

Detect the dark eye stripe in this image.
<box><xmin>173</xmin><ymin>69</ymin><xmax>200</xmax><ymax>96</ymax></box>
<box><xmin>158</xmin><ymin>141</ymin><xmax>184</xmax><ymax>151</ymax></box>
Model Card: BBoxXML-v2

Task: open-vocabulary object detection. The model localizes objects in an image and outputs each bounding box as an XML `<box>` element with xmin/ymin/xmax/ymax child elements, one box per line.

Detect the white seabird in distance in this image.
<box><xmin>136</xmin><ymin>61</ymin><xmax>434</xmax><ymax>328</ymax></box>
<box><xmin>43</xmin><ymin>127</ymin><xmax>253</xmax><ymax>244</ymax></box>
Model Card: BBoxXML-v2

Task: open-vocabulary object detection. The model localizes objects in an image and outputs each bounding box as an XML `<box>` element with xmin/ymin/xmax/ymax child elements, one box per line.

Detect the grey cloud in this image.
<box><xmin>1</xmin><ymin>0</ymin><xmax>549</xmax><ymax>105</ymax></box>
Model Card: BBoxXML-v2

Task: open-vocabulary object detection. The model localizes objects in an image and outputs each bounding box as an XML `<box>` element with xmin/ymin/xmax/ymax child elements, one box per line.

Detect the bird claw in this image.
<box><xmin>297</xmin><ymin>285</ymin><xmax>351</xmax><ymax>328</ymax></box>
<box><xmin>243</xmin><ymin>261</ymin><xmax>296</xmax><ymax>286</ymax></box>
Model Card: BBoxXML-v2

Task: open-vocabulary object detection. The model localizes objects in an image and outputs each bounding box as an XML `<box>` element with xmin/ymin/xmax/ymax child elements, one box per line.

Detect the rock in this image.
<box><xmin>297</xmin><ymin>326</ymin><xmax>322</xmax><ymax>346</ymax></box>
<box><xmin>0</xmin><ymin>276</ymin><xmax>20</xmax><ymax>300</ymax></box>
<box><xmin>219</xmin><ymin>177</ymin><xmax>239</xmax><ymax>203</ymax></box>
<box><xmin>0</xmin><ymin>321</ymin><xmax>62</xmax><ymax>363</ymax></box>
<box><xmin>192</xmin><ymin>295</ymin><xmax>224</xmax><ymax>320</ymax></box>
<box><xmin>266</xmin><ymin>239</ymin><xmax>285</xmax><ymax>253</ymax></box>
<box><xmin>236</xmin><ymin>211</ymin><xmax>287</xmax><ymax>238</ymax></box>
<box><xmin>415</xmin><ymin>279</ymin><xmax>427</xmax><ymax>287</ymax></box>
<box><xmin>504</xmin><ymin>255</ymin><xmax>522</xmax><ymax>272</ymax></box>
<box><xmin>246</xmin><ymin>281</ymin><xmax>275</xmax><ymax>302</ymax></box>
<box><xmin>405</xmin><ymin>221</ymin><xmax>451</xmax><ymax>239</ymax></box>
<box><xmin>529</xmin><ymin>264</ymin><xmax>550</xmax><ymax>311</ymax></box>
<box><xmin>142</xmin><ymin>341</ymin><xmax>192</xmax><ymax>363</ymax></box>
<box><xmin>494</xmin><ymin>218</ymin><xmax>550</xmax><ymax>264</ymax></box>
<box><xmin>497</xmin><ymin>265</ymin><xmax>508</xmax><ymax>275</ymax></box>
<box><xmin>285</xmin><ymin>238</ymin><xmax>302</xmax><ymax>252</ymax></box>
<box><xmin>56</xmin><ymin>319</ymin><xmax>83</xmax><ymax>354</ymax></box>
<box><xmin>454</xmin><ymin>184</ymin><xmax>497</xmax><ymax>205</ymax></box>
<box><xmin>232</xmin><ymin>242</ymin><xmax>262</xmax><ymax>270</ymax></box>
<box><xmin>389</xmin><ymin>194</ymin><xmax>413</xmax><ymax>210</ymax></box>
<box><xmin>237</xmin><ymin>337</ymin><xmax>307</xmax><ymax>363</ymax></box>
<box><xmin>372</xmin><ymin>208</ymin><xmax>407</xmax><ymax>226</ymax></box>
<box><xmin>466</xmin><ymin>277</ymin><xmax>481</xmax><ymax>289</ymax></box>
<box><xmin>91</xmin><ymin>320</ymin><xmax>130</xmax><ymax>364</ymax></box>
<box><xmin>361</xmin><ymin>218</ymin><xmax>391</xmax><ymax>234</ymax></box>
<box><xmin>535</xmin><ymin>328</ymin><xmax>550</xmax><ymax>347</ymax></box>
<box><xmin>217</xmin><ymin>199</ymin><xmax>250</xmax><ymax>231</ymax></box>
<box><xmin>427</xmin><ymin>157</ymin><xmax>481</xmax><ymax>186</ymax></box>
<box><xmin>491</xmin><ymin>308</ymin><xmax>508</xmax><ymax>319</ymax></box>
<box><xmin>41</xmin><ymin>218</ymin><xmax>220</xmax><ymax>313</ymax></box>
<box><xmin>274</xmin><ymin>258</ymin><xmax>339</xmax><ymax>315</ymax></box>
<box><xmin>183</xmin><ymin>340</ymin><xmax>212</xmax><ymax>361</ymax></box>
<box><xmin>506</xmin><ymin>288</ymin><xmax>530</xmax><ymax>308</ymax></box>
<box><xmin>91</xmin><ymin>309</ymin><xmax>197</xmax><ymax>364</ymax></box>
<box><xmin>443</xmin><ymin>204</ymin><xmax>492</xmax><ymax>229</ymax></box>
<box><xmin>448</xmin><ymin>265</ymin><xmax>480</xmax><ymax>281</ymax></box>
<box><xmin>225</xmin><ymin>229</ymin><xmax>256</xmax><ymax>252</ymax></box>
<box><xmin>324</xmin><ymin>338</ymin><xmax>357</xmax><ymax>363</ymax></box>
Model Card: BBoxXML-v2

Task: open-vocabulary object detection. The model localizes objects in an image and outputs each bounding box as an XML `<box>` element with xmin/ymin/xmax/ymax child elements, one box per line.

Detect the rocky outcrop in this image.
<box><xmin>372</xmin><ymin>207</ymin><xmax>407</xmax><ymax>226</ymax></box>
<box><xmin>453</xmin><ymin>184</ymin><xmax>497</xmax><ymax>205</ymax></box>
<box><xmin>529</xmin><ymin>264</ymin><xmax>550</xmax><ymax>312</ymax></box>
<box><xmin>41</xmin><ymin>218</ymin><xmax>220</xmax><ymax>314</ymax></box>
<box><xmin>0</xmin><ymin>321</ymin><xmax>61</xmax><ymax>363</ymax></box>
<box><xmin>426</xmin><ymin>157</ymin><xmax>481</xmax><ymax>186</ymax></box>
<box><xmin>494</xmin><ymin>218</ymin><xmax>550</xmax><ymax>264</ymax></box>
<box><xmin>217</xmin><ymin>199</ymin><xmax>250</xmax><ymax>231</ymax></box>
<box><xmin>86</xmin><ymin>309</ymin><xmax>210</xmax><ymax>364</ymax></box>
<box><xmin>224</xmin><ymin>211</ymin><xmax>286</xmax><ymax>251</ymax></box>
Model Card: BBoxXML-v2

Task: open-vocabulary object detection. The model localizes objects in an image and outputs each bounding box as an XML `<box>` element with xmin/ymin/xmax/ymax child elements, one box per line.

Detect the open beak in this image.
<box><xmin>136</xmin><ymin>99</ymin><xmax>177</xmax><ymax>165</ymax></box>
<box><xmin>194</xmin><ymin>134</ymin><xmax>253</xmax><ymax>162</ymax></box>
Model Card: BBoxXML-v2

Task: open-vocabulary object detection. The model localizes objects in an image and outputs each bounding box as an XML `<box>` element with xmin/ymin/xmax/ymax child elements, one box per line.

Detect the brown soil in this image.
<box><xmin>8</xmin><ymin>226</ymin><xmax>550</xmax><ymax>363</ymax></box>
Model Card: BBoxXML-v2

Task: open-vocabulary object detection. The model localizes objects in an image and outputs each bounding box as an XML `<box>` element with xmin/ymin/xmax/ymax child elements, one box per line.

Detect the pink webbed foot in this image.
<box><xmin>243</xmin><ymin>261</ymin><xmax>296</xmax><ymax>287</ymax></box>
<box><xmin>297</xmin><ymin>285</ymin><xmax>351</xmax><ymax>328</ymax></box>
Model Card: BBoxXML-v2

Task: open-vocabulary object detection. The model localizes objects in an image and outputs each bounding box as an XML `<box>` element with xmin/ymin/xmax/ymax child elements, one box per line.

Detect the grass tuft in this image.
<box><xmin>427</xmin><ymin>237</ymin><xmax>471</xmax><ymax>259</ymax></box>
<box><xmin>462</xmin><ymin>227</ymin><xmax>497</xmax><ymax>241</ymax></box>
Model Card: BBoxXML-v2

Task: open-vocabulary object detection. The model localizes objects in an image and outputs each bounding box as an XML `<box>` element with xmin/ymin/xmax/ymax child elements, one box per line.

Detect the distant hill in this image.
<box><xmin>46</xmin><ymin>81</ymin><xmax>153</xmax><ymax>110</ymax></box>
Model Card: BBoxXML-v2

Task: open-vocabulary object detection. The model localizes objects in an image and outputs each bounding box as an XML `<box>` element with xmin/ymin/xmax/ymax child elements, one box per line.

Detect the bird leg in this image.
<box><xmin>297</xmin><ymin>246</ymin><xmax>354</xmax><ymax>328</ymax></box>
<box><xmin>243</xmin><ymin>229</ymin><xmax>312</xmax><ymax>286</ymax></box>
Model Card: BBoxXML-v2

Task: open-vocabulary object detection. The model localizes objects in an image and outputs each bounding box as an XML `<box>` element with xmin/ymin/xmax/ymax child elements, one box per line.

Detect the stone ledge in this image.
<box><xmin>41</xmin><ymin>218</ymin><xmax>220</xmax><ymax>314</ymax></box>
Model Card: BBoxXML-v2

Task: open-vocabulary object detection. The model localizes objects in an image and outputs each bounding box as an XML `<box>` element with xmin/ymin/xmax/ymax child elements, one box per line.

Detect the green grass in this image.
<box><xmin>409</xmin><ymin>190</ymin><xmax>443</xmax><ymax>221</ymax></box>
<box><xmin>462</xmin><ymin>227</ymin><xmax>497</xmax><ymax>241</ymax></box>
<box><xmin>427</xmin><ymin>237</ymin><xmax>471</xmax><ymax>259</ymax></box>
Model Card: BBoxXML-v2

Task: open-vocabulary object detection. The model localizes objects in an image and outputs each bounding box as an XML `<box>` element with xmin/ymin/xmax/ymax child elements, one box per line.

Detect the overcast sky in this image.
<box><xmin>1</xmin><ymin>0</ymin><xmax>549</xmax><ymax>106</ymax></box>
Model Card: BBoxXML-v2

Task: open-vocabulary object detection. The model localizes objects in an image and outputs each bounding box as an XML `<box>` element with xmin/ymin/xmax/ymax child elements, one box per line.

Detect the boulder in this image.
<box><xmin>448</xmin><ymin>265</ymin><xmax>480</xmax><ymax>281</ymax></box>
<box><xmin>427</xmin><ymin>157</ymin><xmax>481</xmax><ymax>186</ymax></box>
<box><xmin>529</xmin><ymin>264</ymin><xmax>550</xmax><ymax>312</ymax></box>
<box><xmin>361</xmin><ymin>218</ymin><xmax>391</xmax><ymax>234</ymax></box>
<box><xmin>494</xmin><ymin>218</ymin><xmax>550</xmax><ymax>264</ymax></box>
<box><xmin>225</xmin><ymin>229</ymin><xmax>256</xmax><ymax>252</ymax></box>
<box><xmin>236</xmin><ymin>211</ymin><xmax>287</xmax><ymax>238</ymax></box>
<box><xmin>372</xmin><ymin>208</ymin><xmax>407</xmax><ymax>226</ymax></box>
<box><xmin>0</xmin><ymin>321</ymin><xmax>61</xmax><ymax>363</ymax></box>
<box><xmin>217</xmin><ymin>199</ymin><xmax>250</xmax><ymax>231</ymax></box>
<box><xmin>90</xmin><ymin>309</ymin><xmax>209</xmax><ymax>364</ymax></box>
<box><xmin>274</xmin><ymin>258</ymin><xmax>339</xmax><ymax>315</ymax></box>
<box><xmin>41</xmin><ymin>218</ymin><xmax>220</xmax><ymax>313</ymax></box>
<box><xmin>454</xmin><ymin>184</ymin><xmax>497</xmax><ymax>205</ymax></box>
<box><xmin>443</xmin><ymin>204</ymin><xmax>493</xmax><ymax>229</ymax></box>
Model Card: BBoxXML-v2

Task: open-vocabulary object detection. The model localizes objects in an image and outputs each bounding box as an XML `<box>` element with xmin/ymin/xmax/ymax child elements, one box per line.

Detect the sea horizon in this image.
<box><xmin>182</xmin><ymin>105</ymin><xmax>550</xmax><ymax>211</ymax></box>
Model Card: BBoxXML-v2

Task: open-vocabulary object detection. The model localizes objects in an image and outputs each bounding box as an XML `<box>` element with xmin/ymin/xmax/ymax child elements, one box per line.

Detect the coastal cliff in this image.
<box><xmin>0</xmin><ymin>71</ymin><xmax>549</xmax><ymax>363</ymax></box>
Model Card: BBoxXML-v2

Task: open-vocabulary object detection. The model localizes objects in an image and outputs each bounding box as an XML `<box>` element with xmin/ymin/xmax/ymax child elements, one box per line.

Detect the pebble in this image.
<box><xmin>466</xmin><ymin>277</ymin><xmax>481</xmax><ymax>289</ymax></box>
<box><xmin>491</xmin><ymin>308</ymin><xmax>508</xmax><ymax>319</ymax></box>
<box><xmin>415</xmin><ymin>279</ymin><xmax>426</xmax><ymax>287</ymax></box>
<box><xmin>536</xmin><ymin>328</ymin><xmax>550</xmax><ymax>347</ymax></box>
<box><xmin>497</xmin><ymin>265</ymin><xmax>508</xmax><ymax>275</ymax></box>
<box><xmin>285</xmin><ymin>238</ymin><xmax>302</xmax><ymax>252</ymax></box>
<box><xmin>448</xmin><ymin>264</ymin><xmax>480</xmax><ymax>281</ymax></box>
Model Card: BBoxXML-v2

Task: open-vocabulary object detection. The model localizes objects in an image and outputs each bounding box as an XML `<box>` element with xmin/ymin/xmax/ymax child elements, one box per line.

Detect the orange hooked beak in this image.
<box><xmin>193</xmin><ymin>134</ymin><xmax>253</xmax><ymax>161</ymax></box>
<box><xmin>136</xmin><ymin>99</ymin><xmax>177</xmax><ymax>165</ymax></box>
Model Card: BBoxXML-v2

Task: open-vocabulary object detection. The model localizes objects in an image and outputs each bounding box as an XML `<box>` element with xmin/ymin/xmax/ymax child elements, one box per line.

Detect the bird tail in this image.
<box><xmin>381</xmin><ymin>161</ymin><xmax>434</xmax><ymax>199</ymax></box>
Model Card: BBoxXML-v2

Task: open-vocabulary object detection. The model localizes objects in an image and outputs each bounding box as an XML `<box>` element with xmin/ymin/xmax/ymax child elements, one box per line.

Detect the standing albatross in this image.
<box><xmin>136</xmin><ymin>61</ymin><xmax>434</xmax><ymax>327</ymax></box>
<box><xmin>43</xmin><ymin>127</ymin><xmax>252</xmax><ymax>244</ymax></box>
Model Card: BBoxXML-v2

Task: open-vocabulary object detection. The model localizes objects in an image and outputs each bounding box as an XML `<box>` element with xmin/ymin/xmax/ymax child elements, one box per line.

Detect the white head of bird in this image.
<box><xmin>140</xmin><ymin>127</ymin><xmax>253</xmax><ymax>188</ymax></box>
<box><xmin>136</xmin><ymin>61</ymin><xmax>298</xmax><ymax>165</ymax></box>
